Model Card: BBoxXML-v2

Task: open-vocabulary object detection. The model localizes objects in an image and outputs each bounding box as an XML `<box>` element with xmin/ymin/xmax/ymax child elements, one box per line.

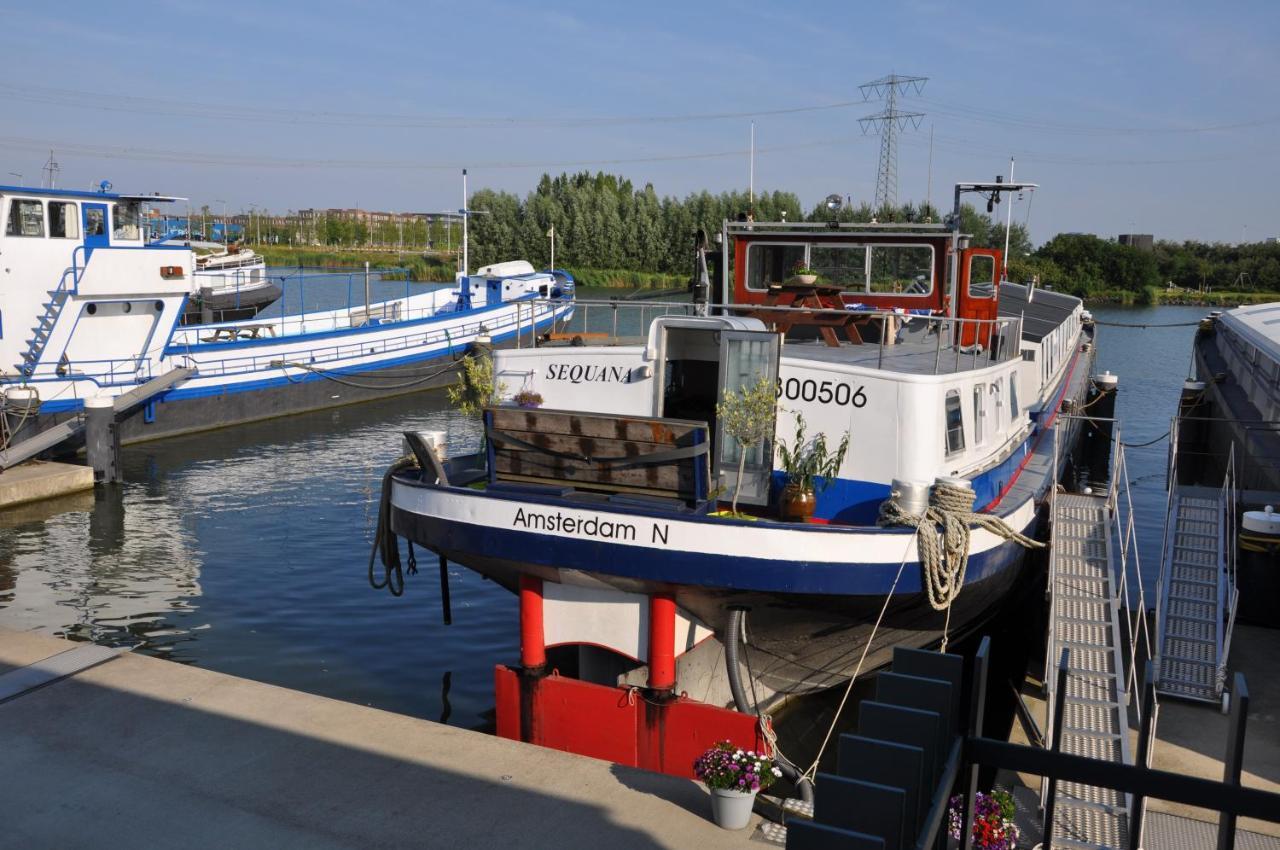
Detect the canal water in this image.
<box><xmin>0</xmin><ymin>301</ymin><xmax>1210</xmax><ymax>729</ymax></box>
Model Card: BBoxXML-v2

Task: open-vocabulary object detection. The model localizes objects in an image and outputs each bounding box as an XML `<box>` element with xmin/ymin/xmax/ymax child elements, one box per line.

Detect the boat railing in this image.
<box><xmin>511</xmin><ymin>297</ymin><xmax>1023</xmax><ymax>373</ymax></box>
<box><xmin>1151</xmin><ymin>414</ymin><xmax>1180</xmax><ymax>684</ymax></box>
<box><xmin>25</xmin><ymin>355</ymin><xmax>155</xmax><ymax>387</ymax></box>
<box><xmin>1218</xmin><ymin>443</ymin><xmax>1239</xmax><ymax>696</ymax></box>
<box><xmin>173</xmin><ymin>297</ymin><xmax>572</xmax><ymax>379</ymax></box>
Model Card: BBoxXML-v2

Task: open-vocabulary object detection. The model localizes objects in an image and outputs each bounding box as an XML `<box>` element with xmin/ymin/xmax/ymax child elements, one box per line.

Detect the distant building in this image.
<box><xmin>1118</xmin><ymin>233</ymin><xmax>1154</xmax><ymax>252</ymax></box>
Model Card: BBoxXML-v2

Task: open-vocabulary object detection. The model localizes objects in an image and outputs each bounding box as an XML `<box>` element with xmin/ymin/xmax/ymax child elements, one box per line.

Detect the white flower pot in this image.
<box><xmin>709</xmin><ymin>787</ymin><xmax>757</xmax><ymax>830</ymax></box>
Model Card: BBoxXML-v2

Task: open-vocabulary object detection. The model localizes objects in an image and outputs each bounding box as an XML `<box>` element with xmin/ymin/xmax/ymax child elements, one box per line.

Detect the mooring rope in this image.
<box><xmin>878</xmin><ymin>482</ymin><xmax>1045</xmax><ymax>649</ymax></box>
<box><xmin>1093</xmin><ymin>319</ymin><xmax>1202</xmax><ymax>329</ymax></box>
<box><xmin>272</xmin><ymin>356</ymin><xmax>464</xmax><ymax>390</ymax></box>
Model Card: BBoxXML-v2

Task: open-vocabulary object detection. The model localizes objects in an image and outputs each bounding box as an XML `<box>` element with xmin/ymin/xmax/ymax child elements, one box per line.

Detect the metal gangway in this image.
<box><xmin>1154</xmin><ymin>422</ymin><xmax>1238</xmax><ymax>707</ymax></box>
<box><xmin>1044</xmin><ymin>418</ymin><xmax>1153</xmax><ymax>849</ymax></box>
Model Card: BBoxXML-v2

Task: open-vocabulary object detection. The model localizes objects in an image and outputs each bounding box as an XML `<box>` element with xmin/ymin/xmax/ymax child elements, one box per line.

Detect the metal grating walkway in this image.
<box><xmin>1155</xmin><ymin>487</ymin><xmax>1227</xmax><ymax>703</ymax></box>
<box><xmin>1048</xmin><ymin>492</ymin><xmax>1132</xmax><ymax>849</ymax></box>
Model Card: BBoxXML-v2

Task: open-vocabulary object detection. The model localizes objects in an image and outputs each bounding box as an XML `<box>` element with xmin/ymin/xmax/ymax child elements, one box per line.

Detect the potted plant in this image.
<box><xmin>788</xmin><ymin>259</ymin><xmax>817</xmax><ymax>286</ymax></box>
<box><xmin>693</xmin><ymin>740</ymin><xmax>781</xmax><ymax>830</ymax></box>
<box><xmin>512</xmin><ymin>389</ymin><xmax>543</xmax><ymax>409</ymax></box>
<box><xmin>715</xmin><ymin>374</ymin><xmax>778</xmax><ymax>517</ymax></box>
<box><xmin>775</xmin><ymin>412</ymin><xmax>849</xmax><ymax>522</ymax></box>
<box><xmin>446</xmin><ymin>352</ymin><xmax>505</xmax><ymax>418</ymax></box>
<box><xmin>947</xmin><ymin>789</ymin><xmax>1019</xmax><ymax>849</ymax></box>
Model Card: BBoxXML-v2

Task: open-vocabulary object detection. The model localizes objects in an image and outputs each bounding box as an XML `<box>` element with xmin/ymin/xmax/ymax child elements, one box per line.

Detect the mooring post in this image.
<box><xmin>961</xmin><ymin>636</ymin><xmax>991</xmax><ymax>850</ymax></box>
<box><xmin>518</xmin><ymin>574</ymin><xmax>546</xmax><ymax>672</ymax></box>
<box><xmin>199</xmin><ymin>285</ymin><xmax>214</xmax><ymax>324</ymax></box>
<box><xmin>647</xmin><ymin>593</ymin><xmax>676</xmax><ymax>692</ymax></box>
<box><xmin>1041</xmin><ymin>648</ymin><xmax>1070</xmax><ymax>849</ymax></box>
<box><xmin>1128</xmin><ymin>661</ymin><xmax>1157</xmax><ymax>850</ymax></box>
<box><xmin>1217</xmin><ymin>673</ymin><xmax>1249</xmax><ymax>850</ymax></box>
<box><xmin>84</xmin><ymin>396</ymin><xmax>121</xmax><ymax>484</ymax></box>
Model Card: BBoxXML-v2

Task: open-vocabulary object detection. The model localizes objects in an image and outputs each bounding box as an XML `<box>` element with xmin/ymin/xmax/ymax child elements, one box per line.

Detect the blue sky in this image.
<box><xmin>3</xmin><ymin>0</ymin><xmax>1277</xmax><ymax>243</ymax></box>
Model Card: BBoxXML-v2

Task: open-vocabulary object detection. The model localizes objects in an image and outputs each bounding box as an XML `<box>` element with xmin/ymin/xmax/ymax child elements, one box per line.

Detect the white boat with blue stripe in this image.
<box><xmin>382</xmin><ymin>181</ymin><xmax>1099</xmax><ymax>701</ymax></box>
<box><xmin>0</xmin><ymin>182</ymin><xmax>574</xmax><ymax>449</ymax></box>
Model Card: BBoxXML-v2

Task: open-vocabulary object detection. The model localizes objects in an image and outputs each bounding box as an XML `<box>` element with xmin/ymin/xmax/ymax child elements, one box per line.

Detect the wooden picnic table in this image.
<box><xmin>741</xmin><ymin>282</ymin><xmax>864</xmax><ymax>347</ymax></box>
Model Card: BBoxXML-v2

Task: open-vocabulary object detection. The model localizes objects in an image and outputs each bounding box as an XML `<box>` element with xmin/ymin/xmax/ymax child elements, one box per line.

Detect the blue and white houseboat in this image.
<box><xmin>0</xmin><ymin>182</ymin><xmax>574</xmax><ymax>448</ymax></box>
<box><xmin>377</xmin><ymin>181</ymin><xmax>1098</xmax><ymax>776</ymax></box>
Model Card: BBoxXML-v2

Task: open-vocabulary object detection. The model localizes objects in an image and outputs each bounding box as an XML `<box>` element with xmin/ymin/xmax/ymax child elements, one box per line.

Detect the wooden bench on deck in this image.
<box><xmin>483</xmin><ymin>407</ymin><xmax>711</xmax><ymax>508</ymax></box>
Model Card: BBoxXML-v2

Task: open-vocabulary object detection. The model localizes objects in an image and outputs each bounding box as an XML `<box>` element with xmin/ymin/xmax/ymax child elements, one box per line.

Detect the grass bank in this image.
<box><xmin>561</xmin><ymin>267</ymin><xmax>685</xmax><ymax>289</ymax></box>
<box><xmin>257</xmin><ymin>246</ymin><xmax>457</xmax><ymax>282</ymax></box>
<box><xmin>1083</xmin><ymin>287</ymin><xmax>1280</xmax><ymax>307</ymax></box>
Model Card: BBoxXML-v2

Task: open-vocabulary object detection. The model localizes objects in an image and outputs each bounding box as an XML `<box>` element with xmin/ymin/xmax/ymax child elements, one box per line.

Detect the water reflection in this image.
<box><xmin>0</xmin><ymin>388</ymin><xmax>506</xmax><ymax>725</ymax></box>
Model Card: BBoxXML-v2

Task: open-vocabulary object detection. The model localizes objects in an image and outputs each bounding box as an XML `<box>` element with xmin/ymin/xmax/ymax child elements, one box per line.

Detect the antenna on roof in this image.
<box><xmin>42</xmin><ymin>150</ymin><xmax>60</xmax><ymax>189</ymax></box>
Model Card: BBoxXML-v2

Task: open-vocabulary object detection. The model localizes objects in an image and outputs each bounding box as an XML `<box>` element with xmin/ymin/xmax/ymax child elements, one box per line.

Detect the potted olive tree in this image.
<box><xmin>775</xmin><ymin>411</ymin><xmax>849</xmax><ymax>522</ymax></box>
<box><xmin>447</xmin><ymin>351</ymin><xmax>504</xmax><ymax>417</ymax></box>
<box><xmin>715</xmin><ymin>374</ymin><xmax>778</xmax><ymax>517</ymax></box>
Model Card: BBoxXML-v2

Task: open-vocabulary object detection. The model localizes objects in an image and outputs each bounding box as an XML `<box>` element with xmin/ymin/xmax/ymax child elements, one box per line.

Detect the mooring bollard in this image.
<box><xmin>84</xmin><ymin>396</ymin><xmax>121</xmax><ymax>484</ymax></box>
<box><xmin>199</xmin><ymin>285</ymin><xmax>214</xmax><ymax>324</ymax></box>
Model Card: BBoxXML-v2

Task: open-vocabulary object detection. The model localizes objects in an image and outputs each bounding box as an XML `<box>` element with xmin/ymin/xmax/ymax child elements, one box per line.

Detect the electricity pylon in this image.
<box><xmin>858</xmin><ymin>75</ymin><xmax>927</xmax><ymax>210</ymax></box>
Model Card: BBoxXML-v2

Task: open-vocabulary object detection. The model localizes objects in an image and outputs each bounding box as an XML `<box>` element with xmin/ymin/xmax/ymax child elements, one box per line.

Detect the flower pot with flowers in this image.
<box><xmin>693</xmin><ymin>740</ymin><xmax>782</xmax><ymax>830</ymax></box>
<box><xmin>512</xmin><ymin>389</ymin><xmax>543</xmax><ymax>409</ymax></box>
<box><xmin>947</xmin><ymin>789</ymin><xmax>1019</xmax><ymax>849</ymax></box>
<box><xmin>787</xmin><ymin>260</ymin><xmax>818</xmax><ymax>287</ymax></box>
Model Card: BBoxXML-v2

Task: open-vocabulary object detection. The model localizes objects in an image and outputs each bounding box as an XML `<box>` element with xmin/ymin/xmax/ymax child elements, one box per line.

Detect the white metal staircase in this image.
<box><xmin>19</xmin><ymin>271</ymin><xmax>74</xmax><ymax>375</ymax></box>
<box><xmin>1154</xmin><ymin>439</ymin><xmax>1236</xmax><ymax>706</ymax></box>
<box><xmin>1043</xmin><ymin>421</ymin><xmax>1153</xmax><ymax>849</ymax></box>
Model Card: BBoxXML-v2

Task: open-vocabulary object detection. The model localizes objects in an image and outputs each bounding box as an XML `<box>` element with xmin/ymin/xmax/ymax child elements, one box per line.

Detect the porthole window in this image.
<box><xmin>944</xmin><ymin>390</ymin><xmax>965</xmax><ymax>455</ymax></box>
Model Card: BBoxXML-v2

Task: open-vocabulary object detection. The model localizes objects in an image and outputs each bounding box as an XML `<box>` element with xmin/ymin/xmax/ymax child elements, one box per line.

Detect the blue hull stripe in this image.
<box><xmin>402</xmin><ymin>508</ymin><xmax>1032</xmax><ymax>596</ymax></box>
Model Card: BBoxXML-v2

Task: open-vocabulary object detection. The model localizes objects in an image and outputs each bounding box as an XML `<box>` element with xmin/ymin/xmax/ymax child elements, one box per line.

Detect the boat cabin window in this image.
<box><xmin>1009</xmin><ymin>378</ymin><xmax>1019</xmax><ymax>419</ymax></box>
<box><xmin>49</xmin><ymin>201</ymin><xmax>78</xmax><ymax>239</ymax></box>
<box><xmin>745</xmin><ymin>242</ymin><xmax>934</xmax><ymax>295</ymax></box>
<box><xmin>112</xmin><ymin>201</ymin><xmax>141</xmax><ymax>241</ymax></box>
<box><xmin>869</xmin><ymin>245</ymin><xmax>933</xmax><ymax>294</ymax></box>
<box><xmin>745</xmin><ymin>243</ymin><xmax>806</xmax><ymax>290</ymax></box>
<box><xmin>85</xmin><ymin>206</ymin><xmax>106</xmax><ymax>237</ymax></box>
<box><xmin>5</xmin><ymin>199</ymin><xmax>44</xmax><ymax>237</ymax></box>
<box><xmin>968</xmin><ymin>254</ymin><xmax>996</xmax><ymax>298</ymax></box>
<box><xmin>973</xmin><ymin>383</ymin><xmax>986</xmax><ymax>445</ymax></box>
<box><xmin>944</xmin><ymin>389</ymin><xmax>965</xmax><ymax>455</ymax></box>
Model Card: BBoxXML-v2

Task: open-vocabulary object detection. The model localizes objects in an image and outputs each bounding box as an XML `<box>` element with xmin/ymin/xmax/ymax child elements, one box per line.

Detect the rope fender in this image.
<box><xmin>878</xmin><ymin>481</ymin><xmax>1045</xmax><ymax>613</ymax></box>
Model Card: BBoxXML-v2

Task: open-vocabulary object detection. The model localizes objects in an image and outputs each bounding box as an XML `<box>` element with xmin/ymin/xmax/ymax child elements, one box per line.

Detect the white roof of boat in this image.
<box><xmin>1220</xmin><ymin>302</ymin><xmax>1280</xmax><ymax>364</ymax></box>
<box><xmin>0</xmin><ymin>185</ymin><xmax>184</xmax><ymax>203</ymax></box>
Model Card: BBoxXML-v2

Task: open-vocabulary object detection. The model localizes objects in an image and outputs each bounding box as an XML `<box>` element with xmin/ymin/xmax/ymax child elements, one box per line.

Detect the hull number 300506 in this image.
<box><xmin>777</xmin><ymin>377</ymin><xmax>867</xmax><ymax>408</ymax></box>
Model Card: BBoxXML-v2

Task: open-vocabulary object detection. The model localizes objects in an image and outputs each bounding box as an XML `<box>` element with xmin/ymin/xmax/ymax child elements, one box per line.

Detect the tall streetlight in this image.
<box><xmin>215</xmin><ymin>199</ymin><xmax>227</xmax><ymax>246</ymax></box>
<box><xmin>248</xmin><ymin>203</ymin><xmax>260</xmax><ymax>244</ymax></box>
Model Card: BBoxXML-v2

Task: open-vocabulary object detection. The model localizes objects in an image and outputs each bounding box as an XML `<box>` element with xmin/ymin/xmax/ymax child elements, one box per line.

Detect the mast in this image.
<box><xmin>461</xmin><ymin>168</ymin><xmax>468</xmax><ymax>277</ymax></box>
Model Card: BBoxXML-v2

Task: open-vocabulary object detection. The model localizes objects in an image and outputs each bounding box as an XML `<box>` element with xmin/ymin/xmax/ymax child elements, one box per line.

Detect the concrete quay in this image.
<box><xmin>0</xmin><ymin>460</ymin><xmax>93</xmax><ymax>510</ymax></box>
<box><xmin>0</xmin><ymin>628</ymin><xmax>757</xmax><ymax>849</ymax></box>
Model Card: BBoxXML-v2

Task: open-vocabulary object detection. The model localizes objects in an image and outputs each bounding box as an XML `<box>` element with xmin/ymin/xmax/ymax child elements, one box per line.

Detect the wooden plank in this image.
<box><xmin>494</xmin><ymin>454</ymin><xmax>690</xmax><ymax>493</ymax></box>
<box><xmin>489</xmin><ymin>408</ymin><xmax>706</xmax><ymax>445</ymax></box>
<box><xmin>0</xmin><ymin>645</ymin><xmax>117</xmax><ymax>704</ymax></box>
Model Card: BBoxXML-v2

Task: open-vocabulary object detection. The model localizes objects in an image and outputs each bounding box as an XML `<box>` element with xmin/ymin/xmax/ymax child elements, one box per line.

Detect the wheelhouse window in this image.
<box><xmin>49</xmin><ymin>201</ymin><xmax>78</xmax><ymax>238</ymax></box>
<box><xmin>1010</xmin><ymin>378</ymin><xmax>1019</xmax><ymax>419</ymax></box>
<box><xmin>745</xmin><ymin>242</ymin><xmax>934</xmax><ymax>295</ymax></box>
<box><xmin>944</xmin><ymin>389</ymin><xmax>965</xmax><ymax>455</ymax></box>
<box><xmin>112</xmin><ymin>201</ymin><xmax>141</xmax><ymax>240</ymax></box>
<box><xmin>967</xmin><ymin>254</ymin><xmax>996</xmax><ymax>298</ymax></box>
<box><xmin>85</xmin><ymin>206</ymin><xmax>106</xmax><ymax>237</ymax></box>
<box><xmin>745</xmin><ymin>243</ymin><xmax>806</xmax><ymax>289</ymax></box>
<box><xmin>5</xmin><ymin>199</ymin><xmax>44</xmax><ymax>237</ymax></box>
<box><xmin>868</xmin><ymin>245</ymin><xmax>934</xmax><ymax>294</ymax></box>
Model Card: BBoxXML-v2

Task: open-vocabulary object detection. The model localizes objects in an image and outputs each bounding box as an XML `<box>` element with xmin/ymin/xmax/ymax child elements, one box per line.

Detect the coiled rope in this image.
<box><xmin>877</xmin><ymin>481</ymin><xmax>1044</xmax><ymax>649</ymax></box>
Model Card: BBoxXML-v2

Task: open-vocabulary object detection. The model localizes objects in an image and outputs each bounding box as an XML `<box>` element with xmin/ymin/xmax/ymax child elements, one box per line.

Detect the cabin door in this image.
<box><xmin>715</xmin><ymin>330</ymin><xmax>781</xmax><ymax>507</ymax></box>
<box><xmin>82</xmin><ymin>203</ymin><xmax>109</xmax><ymax>257</ymax></box>
<box><xmin>956</xmin><ymin>248</ymin><xmax>1000</xmax><ymax>349</ymax></box>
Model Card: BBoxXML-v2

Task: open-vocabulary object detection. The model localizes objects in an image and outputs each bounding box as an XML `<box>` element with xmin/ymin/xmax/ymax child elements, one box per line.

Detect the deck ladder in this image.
<box><xmin>1154</xmin><ymin>431</ymin><xmax>1237</xmax><ymax>706</ymax></box>
<box><xmin>18</xmin><ymin>266</ymin><xmax>78</xmax><ymax>375</ymax></box>
<box><xmin>1043</xmin><ymin>421</ymin><xmax>1153</xmax><ymax>849</ymax></box>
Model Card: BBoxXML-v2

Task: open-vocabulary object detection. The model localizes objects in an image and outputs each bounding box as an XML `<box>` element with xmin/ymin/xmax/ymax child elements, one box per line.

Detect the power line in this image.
<box><xmin>0</xmin><ymin>133</ymin><xmax>872</xmax><ymax>173</ymax></box>
<box><xmin>858</xmin><ymin>74</ymin><xmax>927</xmax><ymax>209</ymax></box>
<box><xmin>0</xmin><ymin>83</ymin><xmax>865</xmax><ymax>129</ymax></box>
